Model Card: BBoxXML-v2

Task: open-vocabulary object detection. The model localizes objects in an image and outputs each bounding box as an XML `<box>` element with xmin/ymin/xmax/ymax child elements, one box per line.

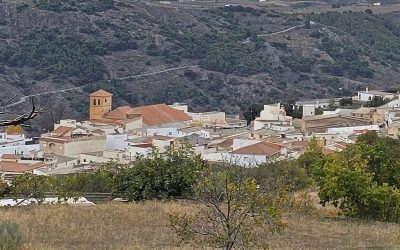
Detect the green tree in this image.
<box><xmin>297</xmin><ymin>137</ymin><xmax>325</xmax><ymax>176</ymax></box>
<box><xmin>312</xmin><ymin>133</ymin><xmax>400</xmax><ymax>222</ymax></box>
<box><xmin>243</xmin><ymin>103</ymin><xmax>263</xmax><ymax>125</ymax></box>
<box><xmin>169</xmin><ymin>163</ymin><xmax>285</xmax><ymax>250</ymax></box>
<box><xmin>248</xmin><ymin>160</ymin><xmax>310</xmax><ymax>209</ymax></box>
<box><xmin>339</xmin><ymin>97</ymin><xmax>353</xmax><ymax>107</ymax></box>
<box><xmin>327</xmin><ymin>98</ymin><xmax>336</xmax><ymax>110</ymax></box>
<box><xmin>365</xmin><ymin>96</ymin><xmax>391</xmax><ymax>107</ymax></box>
<box><xmin>315</xmin><ymin>106</ymin><xmax>323</xmax><ymax>115</ymax></box>
<box><xmin>0</xmin><ymin>180</ymin><xmax>11</xmax><ymax>198</ymax></box>
<box><xmin>11</xmin><ymin>173</ymin><xmax>54</xmax><ymax>204</ymax></box>
<box><xmin>283</xmin><ymin>102</ymin><xmax>302</xmax><ymax>119</ymax></box>
<box><xmin>114</xmin><ymin>145</ymin><xmax>207</xmax><ymax>201</ymax></box>
<box><xmin>248</xmin><ymin>160</ymin><xmax>310</xmax><ymax>194</ymax></box>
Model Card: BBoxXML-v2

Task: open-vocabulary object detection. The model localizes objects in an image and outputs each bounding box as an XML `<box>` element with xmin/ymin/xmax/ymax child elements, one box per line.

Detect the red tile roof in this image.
<box><xmin>53</xmin><ymin>126</ymin><xmax>75</xmax><ymax>137</ymax></box>
<box><xmin>0</xmin><ymin>162</ymin><xmax>44</xmax><ymax>173</ymax></box>
<box><xmin>232</xmin><ymin>141</ymin><xmax>282</xmax><ymax>156</ymax></box>
<box><xmin>130</xmin><ymin>104</ymin><xmax>191</xmax><ymax>126</ymax></box>
<box><xmin>1</xmin><ymin>154</ymin><xmax>20</xmax><ymax>160</ymax></box>
<box><xmin>132</xmin><ymin>143</ymin><xmax>152</xmax><ymax>148</ymax></box>
<box><xmin>104</xmin><ymin>106</ymin><xmax>137</xmax><ymax>120</ymax></box>
<box><xmin>218</xmin><ymin>138</ymin><xmax>234</xmax><ymax>149</ymax></box>
<box><xmin>40</xmin><ymin>137</ymin><xmax>69</xmax><ymax>143</ymax></box>
<box><xmin>89</xmin><ymin>89</ymin><xmax>113</xmax><ymax>97</ymax></box>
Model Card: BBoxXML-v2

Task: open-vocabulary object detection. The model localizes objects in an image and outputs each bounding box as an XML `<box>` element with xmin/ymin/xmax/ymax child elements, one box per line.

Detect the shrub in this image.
<box><xmin>0</xmin><ymin>221</ymin><xmax>23</xmax><ymax>250</ymax></box>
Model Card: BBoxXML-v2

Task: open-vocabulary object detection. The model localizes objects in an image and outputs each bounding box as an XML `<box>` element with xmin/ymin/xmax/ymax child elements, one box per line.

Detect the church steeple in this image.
<box><xmin>89</xmin><ymin>89</ymin><xmax>113</xmax><ymax>120</ymax></box>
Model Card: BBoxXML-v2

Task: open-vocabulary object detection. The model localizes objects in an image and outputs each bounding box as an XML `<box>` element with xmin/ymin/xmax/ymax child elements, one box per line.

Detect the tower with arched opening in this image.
<box><xmin>89</xmin><ymin>89</ymin><xmax>113</xmax><ymax>120</ymax></box>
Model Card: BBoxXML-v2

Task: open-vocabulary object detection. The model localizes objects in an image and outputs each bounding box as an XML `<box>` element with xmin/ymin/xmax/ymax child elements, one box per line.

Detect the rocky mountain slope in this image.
<box><xmin>0</xmin><ymin>0</ymin><xmax>400</xmax><ymax>133</ymax></box>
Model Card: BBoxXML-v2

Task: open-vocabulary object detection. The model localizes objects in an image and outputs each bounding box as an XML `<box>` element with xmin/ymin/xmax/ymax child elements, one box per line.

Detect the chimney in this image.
<box><xmin>366</xmin><ymin>87</ymin><xmax>369</xmax><ymax>93</ymax></box>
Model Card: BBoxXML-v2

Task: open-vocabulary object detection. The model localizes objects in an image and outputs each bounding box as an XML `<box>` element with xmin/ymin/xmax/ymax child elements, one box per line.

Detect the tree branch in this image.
<box><xmin>0</xmin><ymin>98</ymin><xmax>42</xmax><ymax>127</ymax></box>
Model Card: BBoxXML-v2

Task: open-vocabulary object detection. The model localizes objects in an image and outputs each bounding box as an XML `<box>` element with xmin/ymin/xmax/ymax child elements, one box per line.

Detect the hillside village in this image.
<box><xmin>1</xmin><ymin>87</ymin><xmax>399</xmax><ymax>181</ymax></box>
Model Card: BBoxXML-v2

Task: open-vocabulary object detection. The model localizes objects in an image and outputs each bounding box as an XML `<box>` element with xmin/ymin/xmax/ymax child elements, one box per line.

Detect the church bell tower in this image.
<box><xmin>89</xmin><ymin>89</ymin><xmax>113</xmax><ymax>120</ymax></box>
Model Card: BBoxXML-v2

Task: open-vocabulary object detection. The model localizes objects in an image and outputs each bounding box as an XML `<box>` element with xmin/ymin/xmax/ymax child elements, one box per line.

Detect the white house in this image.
<box><xmin>230</xmin><ymin>141</ymin><xmax>287</xmax><ymax>167</ymax></box>
<box><xmin>106</xmin><ymin>133</ymin><xmax>128</xmax><ymax>150</ymax></box>
<box><xmin>253</xmin><ymin>103</ymin><xmax>292</xmax><ymax>130</ymax></box>
<box><xmin>177</xmin><ymin>126</ymin><xmax>211</xmax><ymax>139</ymax></box>
<box><xmin>0</xmin><ymin>132</ymin><xmax>26</xmax><ymax>148</ymax></box>
<box><xmin>0</xmin><ymin>132</ymin><xmax>40</xmax><ymax>157</ymax></box>
<box><xmin>357</xmin><ymin>88</ymin><xmax>395</xmax><ymax>102</ymax></box>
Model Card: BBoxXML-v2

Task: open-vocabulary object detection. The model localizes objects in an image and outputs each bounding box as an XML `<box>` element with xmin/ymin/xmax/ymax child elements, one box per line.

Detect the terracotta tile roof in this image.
<box><xmin>91</xmin><ymin>116</ymin><xmax>142</xmax><ymax>126</ymax></box>
<box><xmin>0</xmin><ymin>162</ymin><xmax>44</xmax><ymax>173</ymax></box>
<box><xmin>89</xmin><ymin>89</ymin><xmax>113</xmax><ymax>97</ymax></box>
<box><xmin>232</xmin><ymin>141</ymin><xmax>282</xmax><ymax>156</ymax></box>
<box><xmin>291</xmin><ymin>140</ymin><xmax>310</xmax><ymax>149</ymax></box>
<box><xmin>53</xmin><ymin>126</ymin><xmax>75</xmax><ymax>137</ymax></box>
<box><xmin>132</xmin><ymin>143</ymin><xmax>152</xmax><ymax>148</ymax></box>
<box><xmin>218</xmin><ymin>138</ymin><xmax>234</xmax><ymax>149</ymax></box>
<box><xmin>130</xmin><ymin>104</ymin><xmax>191</xmax><ymax>126</ymax></box>
<box><xmin>1</xmin><ymin>154</ymin><xmax>20</xmax><ymax>160</ymax></box>
<box><xmin>40</xmin><ymin>137</ymin><xmax>69</xmax><ymax>143</ymax></box>
<box><xmin>91</xmin><ymin>129</ymin><xmax>105</xmax><ymax>134</ymax></box>
<box><xmin>90</xmin><ymin>118</ymin><xmax>125</xmax><ymax>126</ymax></box>
<box><xmin>104</xmin><ymin>106</ymin><xmax>137</xmax><ymax>120</ymax></box>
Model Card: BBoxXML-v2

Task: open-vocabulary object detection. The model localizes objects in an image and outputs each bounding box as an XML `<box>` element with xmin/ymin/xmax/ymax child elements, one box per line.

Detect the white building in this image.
<box><xmin>327</xmin><ymin>125</ymin><xmax>380</xmax><ymax>134</ymax></box>
<box><xmin>169</xmin><ymin>102</ymin><xmax>189</xmax><ymax>113</ymax></box>
<box><xmin>357</xmin><ymin>88</ymin><xmax>395</xmax><ymax>102</ymax></box>
<box><xmin>177</xmin><ymin>126</ymin><xmax>211</xmax><ymax>139</ymax></box>
<box><xmin>253</xmin><ymin>103</ymin><xmax>292</xmax><ymax>130</ymax></box>
<box><xmin>303</xmin><ymin>104</ymin><xmax>316</xmax><ymax>117</ymax></box>
<box><xmin>106</xmin><ymin>133</ymin><xmax>128</xmax><ymax>150</ymax></box>
<box><xmin>0</xmin><ymin>132</ymin><xmax>40</xmax><ymax>157</ymax></box>
<box><xmin>202</xmin><ymin>139</ymin><xmax>286</xmax><ymax>167</ymax></box>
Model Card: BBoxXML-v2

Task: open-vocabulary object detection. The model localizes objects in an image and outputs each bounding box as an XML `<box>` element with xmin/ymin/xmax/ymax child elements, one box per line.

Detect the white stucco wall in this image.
<box><xmin>0</xmin><ymin>144</ymin><xmax>40</xmax><ymax>157</ymax></box>
<box><xmin>230</xmin><ymin>154</ymin><xmax>267</xmax><ymax>167</ymax></box>
<box><xmin>327</xmin><ymin>125</ymin><xmax>380</xmax><ymax>134</ymax></box>
<box><xmin>125</xmin><ymin>118</ymin><xmax>143</xmax><ymax>131</ymax></box>
<box><xmin>232</xmin><ymin>139</ymin><xmax>260</xmax><ymax>151</ymax></box>
<box><xmin>106</xmin><ymin>134</ymin><xmax>128</xmax><ymax>150</ymax></box>
<box><xmin>146</xmin><ymin>127</ymin><xmax>179</xmax><ymax>137</ymax></box>
<box><xmin>63</xmin><ymin>138</ymin><xmax>107</xmax><ymax>157</ymax></box>
<box><xmin>126</xmin><ymin>145</ymin><xmax>151</xmax><ymax>158</ymax></box>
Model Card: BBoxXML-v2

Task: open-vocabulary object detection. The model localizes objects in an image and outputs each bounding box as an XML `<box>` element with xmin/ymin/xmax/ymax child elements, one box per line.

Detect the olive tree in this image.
<box><xmin>169</xmin><ymin>163</ymin><xmax>285</xmax><ymax>250</ymax></box>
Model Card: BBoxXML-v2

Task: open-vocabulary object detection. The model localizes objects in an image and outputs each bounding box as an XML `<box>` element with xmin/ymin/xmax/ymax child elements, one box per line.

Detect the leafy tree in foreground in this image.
<box><xmin>248</xmin><ymin>160</ymin><xmax>310</xmax><ymax>195</ymax></box>
<box><xmin>312</xmin><ymin>132</ymin><xmax>400</xmax><ymax>222</ymax></box>
<box><xmin>297</xmin><ymin>137</ymin><xmax>325</xmax><ymax>176</ymax></box>
<box><xmin>114</xmin><ymin>145</ymin><xmax>207</xmax><ymax>201</ymax></box>
<box><xmin>11</xmin><ymin>174</ymin><xmax>54</xmax><ymax>204</ymax></box>
<box><xmin>169</xmin><ymin>163</ymin><xmax>285</xmax><ymax>250</ymax></box>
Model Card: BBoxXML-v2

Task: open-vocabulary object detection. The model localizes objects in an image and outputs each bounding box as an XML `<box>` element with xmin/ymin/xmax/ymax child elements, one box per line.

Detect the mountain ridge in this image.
<box><xmin>0</xmin><ymin>0</ymin><xmax>399</xmax><ymax>133</ymax></box>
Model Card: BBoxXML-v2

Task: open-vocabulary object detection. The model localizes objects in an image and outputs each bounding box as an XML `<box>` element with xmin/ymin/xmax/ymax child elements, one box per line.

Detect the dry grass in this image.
<box><xmin>1</xmin><ymin>201</ymin><xmax>399</xmax><ymax>250</ymax></box>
